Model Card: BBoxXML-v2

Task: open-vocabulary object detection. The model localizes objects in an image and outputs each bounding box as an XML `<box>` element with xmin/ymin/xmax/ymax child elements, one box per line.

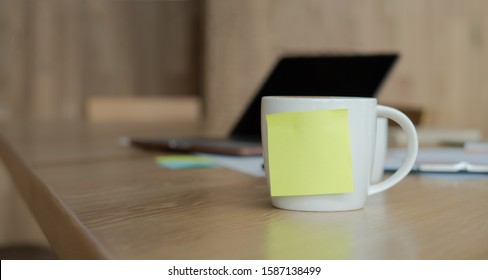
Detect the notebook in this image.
<box><xmin>130</xmin><ymin>54</ymin><xmax>398</xmax><ymax>156</ymax></box>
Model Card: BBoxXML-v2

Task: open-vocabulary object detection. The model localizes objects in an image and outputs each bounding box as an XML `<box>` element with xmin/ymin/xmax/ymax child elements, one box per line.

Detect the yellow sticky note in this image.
<box><xmin>266</xmin><ymin>109</ymin><xmax>354</xmax><ymax>196</ymax></box>
<box><xmin>266</xmin><ymin>219</ymin><xmax>351</xmax><ymax>259</ymax></box>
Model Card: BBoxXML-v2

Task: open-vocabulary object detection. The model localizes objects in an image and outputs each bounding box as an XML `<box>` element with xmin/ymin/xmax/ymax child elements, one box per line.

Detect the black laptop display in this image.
<box><xmin>131</xmin><ymin>54</ymin><xmax>399</xmax><ymax>155</ymax></box>
<box><xmin>231</xmin><ymin>54</ymin><xmax>398</xmax><ymax>140</ymax></box>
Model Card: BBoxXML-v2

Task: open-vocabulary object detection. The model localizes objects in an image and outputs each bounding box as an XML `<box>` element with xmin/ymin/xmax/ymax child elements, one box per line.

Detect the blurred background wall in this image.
<box><xmin>1</xmin><ymin>0</ymin><xmax>487</xmax><ymax>135</ymax></box>
<box><xmin>203</xmin><ymin>0</ymin><xmax>488</xmax><ymax>136</ymax></box>
<box><xmin>0</xmin><ymin>0</ymin><xmax>200</xmax><ymax>122</ymax></box>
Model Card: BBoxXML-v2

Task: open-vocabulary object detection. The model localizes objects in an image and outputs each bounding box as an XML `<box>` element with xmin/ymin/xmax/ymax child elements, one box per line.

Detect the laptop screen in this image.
<box><xmin>230</xmin><ymin>54</ymin><xmax>398</xmax><ymax>139</ymax></box>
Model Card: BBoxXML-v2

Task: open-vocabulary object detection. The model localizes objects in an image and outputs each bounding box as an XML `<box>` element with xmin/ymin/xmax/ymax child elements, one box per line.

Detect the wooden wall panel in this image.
<box><xmin>202</xmin><ymin>0</ymin><xmax>488</xmax><ymax>137</ymax></box>
<box><xmin>0</xmin><ymin>0</ymin><xmax>28</xmax><ymax>121</ymax></box>
<box><xmin>0</xmin><ymin>0</ymin><xmax>198</xmax><ymax>123</ymax></box>
<box><xmin>2</xmin><ymin>0</ymin><xmax>487</xmax><ymax>133</ymax></box>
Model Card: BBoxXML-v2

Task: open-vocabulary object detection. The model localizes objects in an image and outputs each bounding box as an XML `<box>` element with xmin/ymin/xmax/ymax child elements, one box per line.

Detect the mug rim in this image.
<box><xmin>262</xmin><ymin>96</ymin><xmax>376</xmax><ymax>100</ymax></box>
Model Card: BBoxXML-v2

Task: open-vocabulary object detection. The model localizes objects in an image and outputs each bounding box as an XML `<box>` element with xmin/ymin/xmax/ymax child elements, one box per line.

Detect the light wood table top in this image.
<box><xmin>1</xmin><ymin>121</ymin><xmax>487</xmax><ymax>259</ymax></box>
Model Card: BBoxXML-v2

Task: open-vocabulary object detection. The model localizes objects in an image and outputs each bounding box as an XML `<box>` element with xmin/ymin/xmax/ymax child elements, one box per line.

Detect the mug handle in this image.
<box><xmin>368</xmin><ymin>105</ymin><xmax>418</xmax><ymax>196</ymax></box>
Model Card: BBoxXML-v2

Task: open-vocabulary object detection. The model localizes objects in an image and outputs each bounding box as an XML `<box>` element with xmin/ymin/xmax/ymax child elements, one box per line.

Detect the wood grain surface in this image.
<box><xmin>1</xmin><ymin>122</ymin><xmax>488</xmax><ymax>259</ymax></box>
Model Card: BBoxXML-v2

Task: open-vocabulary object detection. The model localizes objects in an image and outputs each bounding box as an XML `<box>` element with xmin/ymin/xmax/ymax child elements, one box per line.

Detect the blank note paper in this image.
<box><xmin>156</xmin><ymin>155</ymin><xmax>217</xmax><ymax>169</ymax></box>
<box><xmin>266</xmin><ymin>109</ymin><xmax>354</xmax><ymax>196</ymax></box>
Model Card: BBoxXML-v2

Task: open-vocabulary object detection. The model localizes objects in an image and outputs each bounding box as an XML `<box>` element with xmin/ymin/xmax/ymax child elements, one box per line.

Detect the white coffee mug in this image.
<box><xmin>261</xmin><ymin>96</ymin><xmax>418</xmax><ymax>211</ymax></box>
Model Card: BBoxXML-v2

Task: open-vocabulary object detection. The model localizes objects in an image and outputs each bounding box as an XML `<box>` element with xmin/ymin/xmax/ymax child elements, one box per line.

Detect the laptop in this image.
<box><xmin>130</xmin><ymin>54</ymin><xmax>398</xmax><ymax>156</ymax></box>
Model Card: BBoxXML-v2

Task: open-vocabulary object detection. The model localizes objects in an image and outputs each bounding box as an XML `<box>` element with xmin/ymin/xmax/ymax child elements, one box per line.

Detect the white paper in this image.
<box><xmin>198</xmin><ymin>153</ymin><xmax>265</xmax><ymax>177</ymax></box>
<box><xmin>385</xmin><ymin>147</ymin><xmax>488</xmax><ymax>174</ymax></box>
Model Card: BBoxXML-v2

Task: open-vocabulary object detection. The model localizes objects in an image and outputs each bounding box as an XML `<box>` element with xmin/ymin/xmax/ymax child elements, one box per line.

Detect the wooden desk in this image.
<box><xmin>1</xmin><ymin>122</ymin><xmax>487</xmax><ymax>259</ymax></box>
